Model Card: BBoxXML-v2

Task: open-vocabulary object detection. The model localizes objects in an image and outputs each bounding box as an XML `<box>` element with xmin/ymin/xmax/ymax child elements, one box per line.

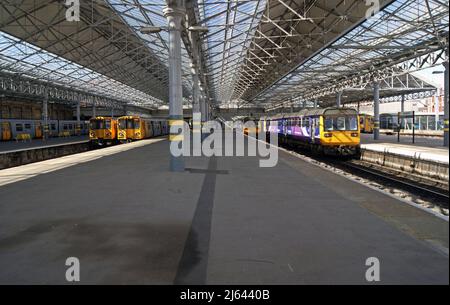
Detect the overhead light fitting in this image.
<box><xmin>188</xmin><ymin>26</ymin><xmax>209</xmax><ymax>33</ymax></box>
<box><xmin>140</xmin><ymin>26</ymin><xmax>163</xmax><ymax>34</ymax></box>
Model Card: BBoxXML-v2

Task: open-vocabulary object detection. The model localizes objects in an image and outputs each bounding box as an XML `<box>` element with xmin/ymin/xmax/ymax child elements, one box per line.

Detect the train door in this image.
<box><xmin>149</xmin><ymin>121</ymin><xmax>154</xmax><ymax>137</ymax></box>
<box><xmin>35</xmin><ymin>122</ymin><xmax>43</xmax><ymax>138</ymax></box>
<box><xmin>13</xmin><ymin>122</ymin><xmax>23</xmax><ymax>139</ymax></box>
<box><xmin>310</xmin><ymin>117</ymin><xmax>316</xmax><ymax>143</ymax></box>
<box><xmin>1</xmin><ymin>122</ymin><xmax>12</xmax><ymax>141</ymax></box>
<box><xmin>153</xmin><ymin>121</ymin><xmax>159</xmax><ymax>136</ymax></box>
<box><xmin>23</xmin><ymin>122</ymin><xmax>34</xmax><ymax>138</ymax></box>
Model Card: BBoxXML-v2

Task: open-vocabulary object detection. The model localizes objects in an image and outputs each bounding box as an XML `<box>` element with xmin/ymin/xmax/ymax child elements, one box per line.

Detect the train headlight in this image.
<box><xmin>324</xmin><ymin>133</ymin><xmax>333</xmax><ymax>138</ymax></box>
<box><xmin>351</xmin><ymin>133</ymin><xmax>359</xmax><ymax>137</ymax></box>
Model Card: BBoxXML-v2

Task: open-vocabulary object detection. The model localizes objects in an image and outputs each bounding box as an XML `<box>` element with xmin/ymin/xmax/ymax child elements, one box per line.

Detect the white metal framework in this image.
<box><xmin>0</xmin><ymin>0</ymin><xmax>448</xmax><ymax>110</ymax></box>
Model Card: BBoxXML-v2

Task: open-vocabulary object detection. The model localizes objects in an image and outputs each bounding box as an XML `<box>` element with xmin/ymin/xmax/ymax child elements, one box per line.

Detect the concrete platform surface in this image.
<box><xmin>0</xmin><ymin>135</ymin><xmax>448</xmax><ymax>284</ymax></box>
<box><xmin>0</xmin><ymin>136</ymin><xmax>89</xmax><ymax>153</ymax></box>
<box><xmin>361</xmin><ymin>133</ymin><xmax>447</xmax><ymax>149</ymax></box>
<box><xmin>361</xmin><ymin>143</ymin><xmax>449</xmax><ymax>164</ymax></box>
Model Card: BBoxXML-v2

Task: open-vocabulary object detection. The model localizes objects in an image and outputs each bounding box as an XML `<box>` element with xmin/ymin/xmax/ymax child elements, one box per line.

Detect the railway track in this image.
<box><xmin>337</xmin><ymin>160</ymin><xmax>449</xmax><ymax>205</ymax></box>
<box><xmin>281</xmin><ymin>143</ymin><xmax>449</xmax><ymax>212</ymax></box>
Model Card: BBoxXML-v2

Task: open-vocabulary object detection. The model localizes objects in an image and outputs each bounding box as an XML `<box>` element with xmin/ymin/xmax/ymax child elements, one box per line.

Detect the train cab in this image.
<box><xmin>118</xmin><ymin>116</ymin><xmax>146</xmax><ymax>142</ymax></box>
<box><xmin>359</xmin><ymin>114</ymin><xmax>374</xmax><ymax>133</ymax></box>
<box><xmin>321</xmin><ymin>108</ymin><xmax>360</xmax><ymax>154</ymax></box>
<box><xmin>89</xmin><ymin>116</ymin><xmax>118</xmax><ymax>146</ymax></box>
<box><xmin>0</xmin><ymin>122</ymin><xmax>12</xmax><ymax>141</ymax></box>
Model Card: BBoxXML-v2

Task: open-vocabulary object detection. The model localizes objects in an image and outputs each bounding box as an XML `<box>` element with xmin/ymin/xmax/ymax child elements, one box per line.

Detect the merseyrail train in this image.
<box><xmin>262</xmin><ymin>107</ymin><xmax>360</xmax><ymax>156</ymax></box>
<box><xmin>89</xmin><ymin>116</ymin><xmax>169</xmax><ymax>146</ymax></box>
<box><xmin>0</xmin><ymin>119</ymin><xmax>89</xmax><ymax>141</ymax></box>
<box><xmin>117</xmin><ymin>116</ymin><xmax>169</xmax><ymax>142</ymax></box>
<box><xmin>359</xmin><ymin>114</ymin><xmax>374</xmax><ymax>133</ymax></box>
<box><xmin>89</xmin><ymin>116</ymin><xmax>118</xmax><ymax>146</ymax></box>
<box><xmin>243</xmin><ymin>117</ymin><xmax>261</xmax><ymax>136</ymax></box>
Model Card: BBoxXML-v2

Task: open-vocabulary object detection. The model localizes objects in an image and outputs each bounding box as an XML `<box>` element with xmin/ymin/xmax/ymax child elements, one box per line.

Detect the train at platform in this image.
<box><xmin>243</xmin><ymin>117</ymin><xmax>261</xmax><ymax>135</ymax></box>
<box><xmin>359</xmin><ymin>114</ymin><xmax>374</xmax><ymax>133</ymax></box>
<box><xmin>0</xmin><ymin>119</ymin><xmax>89</xmax><ymax>141</ymax></box>
<box><xmin>357</xmin><ymin>113</ymin><xmax>445</xmax><ymax>136</ymax></box>
<box><xmin>261</xmin><ymin>107</ymin><xmax>361</xmax><ymax>156</ymax></box>
<box><xmin>89</xmin><ymin>116</ymin><xmax>169</xmax><ymax>146</ymax></box>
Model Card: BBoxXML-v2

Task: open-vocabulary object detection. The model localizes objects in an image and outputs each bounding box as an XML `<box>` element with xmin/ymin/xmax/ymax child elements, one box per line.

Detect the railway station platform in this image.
<box><xmin>0</xmin><ymin>136</ymin><xmax>89</xmax><ymax>153</ymax></box>
<box><xmin>361</xmin><ymin>133</ymin><xmax>447</xmax><ymax>148</ymax></box>
<box><xmin>360</xmin><ymin>134</ymin><xmax>448</xmax><ymax>181</ymax></box>
<box><xmin>0</xmin><ymin>134</ymin><xmax>447</xmax><ymax>285</ymax></box>
<box><xmin>0</xmin><ymin>136</ymin><xmax>90</xmax><ymax>170</ymax></box>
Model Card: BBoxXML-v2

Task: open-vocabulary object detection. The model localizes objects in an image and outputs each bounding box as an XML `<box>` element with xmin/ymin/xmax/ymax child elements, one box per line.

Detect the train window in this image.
<box><xmin>63</xmin><ymin>125</ymin><xmax>68</xmax><ymax>130</ymax></box>
<box><xmin>51</xmin><ymin>124</ymin><xmax>56</xmax><ymax>130</ymax></box>
<box><xmin>24</xmin><ymin>123</ymin><xmax>31</xmax><ymax>129</ymax></box>
<box><xmin>303</xmin><ymin>118</ymin><xmax>310</xmax><ymax>127</ymax></box>
<box><xmin>119</xmin><ymin>119</ymin><xmax>126</xmax><ymax>130</ymax></box>
<box><xmin>336</xmin><ymin>117</ymin><xmax>346</xmax><ymax>130</ymax></box>
<box><xmin>325</xmin><ymin>116</ymin><xmax>358</xmax><ymax>131</ymax></box>
<box><xmin>134</xmin><ymin>120</ymin><xmax>140</xmax><ymax>129</ymax></box>
<box><xmin>90</xmin><ymin>120</ymin><xmax>104</xmax><ymax>130</ymax></box>
<box><xmin>325</xmin><ymin>118</ymin><xmax>333</xmax><ymax>130</ymax></box>
<box><xmin>349</xmin><ymin>116</ymin><xmax>358</xmax><ymax>131</ymax></box>
<box><xmin>105</xmin><ymin>120</ymin><xmax>111</xmax><ymax>130</ymax></box>
<box><xmin>16</xmin><ymin>124</ymin><xmax>23</xmax><ymax>132</ymax></box>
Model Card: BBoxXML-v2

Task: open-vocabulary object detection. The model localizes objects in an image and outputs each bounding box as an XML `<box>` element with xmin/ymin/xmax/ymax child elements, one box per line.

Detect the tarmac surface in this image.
<box><xmin>0</xmin><ymin>134</ymin><xmax>448</xmax><ymax>284</ymax></box>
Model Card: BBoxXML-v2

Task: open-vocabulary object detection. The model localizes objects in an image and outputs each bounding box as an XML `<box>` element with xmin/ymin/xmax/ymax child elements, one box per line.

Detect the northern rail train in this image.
<box><xmin>261</xmin><ymin>107</ymin><xmax>361</xmax><ymax>156</ymax></box>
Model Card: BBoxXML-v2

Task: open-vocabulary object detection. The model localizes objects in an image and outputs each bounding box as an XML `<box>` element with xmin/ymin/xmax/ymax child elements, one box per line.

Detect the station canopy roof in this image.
<box><xmin>0</xmin><ymin>0</ymin><xmax>448</xmax><ymax>110</ymax></box>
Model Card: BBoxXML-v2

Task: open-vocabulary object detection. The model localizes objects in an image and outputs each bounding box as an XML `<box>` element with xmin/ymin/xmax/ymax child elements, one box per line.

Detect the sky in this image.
<box><xmin>413</xmin><ymin>64</ymin><xmax>446</xmax><ymax>90</ymax></box>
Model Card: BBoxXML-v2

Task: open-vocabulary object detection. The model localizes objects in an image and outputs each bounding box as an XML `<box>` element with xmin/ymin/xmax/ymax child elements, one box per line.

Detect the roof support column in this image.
<box><xmin>164</xmin><ymin>1</ymin><xmax>186</xmax><ymax>172</ymax></box>
<box><xmin>42</xmin><ymin>90</ymin><xmax>49</xmax><ymax>141</ymax></box>
<box><xmin>400</xmin><ymin>94</ymin><xmax>405</xmax><ymax>113</ymax></box>
<box><xmin>336</xmin><ymin>91</ymin><xmax>343</xmax><ymax>108</ymax></box>
<box><xmin>92</xmin><ymin>99</ymin><xmax>97</xmax><ymax>118</ymax></box>
<box><xmin>189</xmin><ymin>29</ymin><xmax>201</xmax><ymax>116</ymax></box>
<box><xmin>192</xmin><ymin>67</ymin><xmax>200</xmax><ymax>114</ymax></box>
<box><xmin>200</xmin><ymin>95</ymin><xmax>206</xmax><ymax>123</ymax></box>
<box><xmin>443</xmin><ymin>59</ymin><xmax>449</xmax><ymax>147</ymax></box>
<box><xmin>435</xmin><ymin>92</ymin><xmax>440</xmax><ymax>131</ymax></box>
<box><xmin>373</xmin><ymin>82</ymin><xmax>380</xmax><ymax>141</ymax></box>
<box><xmin>76</xmin><ymin>101</ymin><xmax>81</xmax><ymax>136</ymax></box>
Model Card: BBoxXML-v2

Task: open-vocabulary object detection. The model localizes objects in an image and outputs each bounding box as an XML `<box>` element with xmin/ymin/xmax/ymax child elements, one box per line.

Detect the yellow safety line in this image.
<box><xmin>169</xmin><ymin>134</ymin><xmax>184</xmax><ymax>141</ymax></box>
<box><xmin>169</xmin><ymin>120</ymin><xmax>184</xmax><ymax>126</ymax></box>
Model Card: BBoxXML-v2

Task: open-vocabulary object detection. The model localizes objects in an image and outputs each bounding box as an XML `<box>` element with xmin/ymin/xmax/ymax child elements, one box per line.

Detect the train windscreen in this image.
<box><xmin>90</xmin><ymin>120</ymin><xmax>105</xmax><ymax>130</ymax></box>
<box><xmin>324</xmin><ymin>116</ymin><xmax>358</xmax><ymax>131</ymax></box>
<box><xmin>119</xmin><ymin>119</ymin><xmax>137</xmax><ymax>129</ymax></box>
